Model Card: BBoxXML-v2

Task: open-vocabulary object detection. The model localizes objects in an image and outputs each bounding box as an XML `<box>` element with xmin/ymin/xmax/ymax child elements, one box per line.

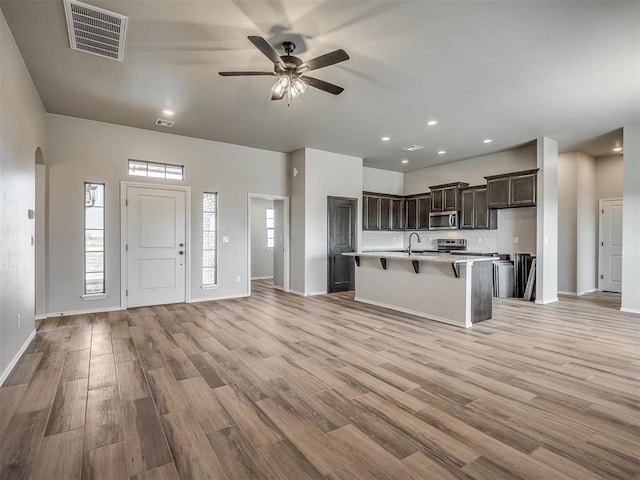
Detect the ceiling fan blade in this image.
<box><xmin>218</xmin><ymin>71</ymin><xmax>275</xmax><ymax>76</ymax></box>
<box><xmin>302</xmin><ymin>76</ymin><xmax>344</xmax><ymax>95</ymax></box>
<box><xmin>298</xmin><ymin>49</ymin><xmax>349</xmax><ymax>72</ymax></box>
<box><xmin>248</xmin><ymin>36</ymin><xmax>287</xmax><ymax>71</ymax></box>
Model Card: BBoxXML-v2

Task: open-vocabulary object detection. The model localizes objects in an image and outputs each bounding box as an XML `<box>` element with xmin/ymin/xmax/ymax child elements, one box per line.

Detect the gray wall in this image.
<box><xmin>250</xmin><ymin>198</ymin><xmax>274</xmax><ymax>279</ymax></box>
<box><xmin>273</xmin><ymin>199</ymin><xmax>285</xmax><ymax>289</ymax></box>
<box><xmin>0</xmin><ymin>10</ymin><xmax>46</xmax><ymax>380</ymax></box>
<box><xmin>289</xmin><ymin>150</ymin><xmax>306</xmax><ymax>294</ymax></box>
<box><xmin>44</xmin><ymin>114</ymin><xmax>288</xmax><ymax>314</ymax></box>
<box><xmin>621</xmin><ymin>123</ymin><xmax>640</xmax><ymax>313</ymax></box>
<box><xmin>596</xmin><ymin>155</ymin><xmax>623</xmax><ymax>199</ymax></box>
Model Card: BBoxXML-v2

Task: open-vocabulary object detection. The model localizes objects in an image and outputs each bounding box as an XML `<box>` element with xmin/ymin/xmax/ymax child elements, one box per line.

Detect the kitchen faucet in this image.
<box><xmin>408</xmin><ymin>232</ymin><xmax>421</xmax><ymax>256</ymax></box>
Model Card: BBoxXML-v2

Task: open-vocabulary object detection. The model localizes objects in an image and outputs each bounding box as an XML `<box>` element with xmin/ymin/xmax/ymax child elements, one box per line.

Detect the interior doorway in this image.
<box><xmin>327</xmin><ymin>196</ymin><xmax>357</xmax><ymax>293</ymax></box>
<box><xmin>121</xmin><ymin>182</ymin><xmax>191</xmax><ymax>308</ymax></box>
<box><xmin>599</xmin><ymin>198</ymin><xmax>623</xmax><ymax>293</ymax></box>
<box><xmin>248</xmin><ymin>194</ymin><xmax>289</xmax><ymax>294</ymax></box>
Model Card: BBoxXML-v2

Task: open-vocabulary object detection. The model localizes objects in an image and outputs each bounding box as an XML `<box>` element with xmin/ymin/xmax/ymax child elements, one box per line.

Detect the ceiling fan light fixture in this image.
<box><xmin>271</xmin><ymin>75</ymin><xmax>290</xmax><ymax>96</ymax></box>
<box><xmin>290</xmin><ymin>77</ymin><xmax>307</xmax><ymax>98</ymax></box>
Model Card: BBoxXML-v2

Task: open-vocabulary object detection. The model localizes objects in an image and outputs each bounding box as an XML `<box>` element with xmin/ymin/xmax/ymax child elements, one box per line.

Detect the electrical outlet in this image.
<box><xmin>513</xmin><ymin>236</ymin><xmax>519</xmax><ymax>244</ymax></box>
<box><xmin>236</xmin><ymin>275</ymin><xmax>241</xmax><ymax>283</ymax></box>
<box><xmin>16</xmin><ymin>314</ymin><xmax>20</xmax><ymax>328</ymax></box>
<box><xmin>222</xmin><ymin>236</ymin><xmax>230</xmax><ymax>243</ymax></box>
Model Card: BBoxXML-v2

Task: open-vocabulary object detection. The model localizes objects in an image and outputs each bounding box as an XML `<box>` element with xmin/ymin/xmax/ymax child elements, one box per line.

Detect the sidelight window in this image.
<box><xmin>266</xmin><ymin>208</ymin><xmax>275</xmax><ymax>248</ymax></box>
<box><xmin>84</xmin><ymin>182</ymin><xmax>105</xmax><ymax>294</ymax></box>
<box><xmin>202</xmin><ymin>192</ymin><xmax>218</xmax><ymax>286</ymax></box>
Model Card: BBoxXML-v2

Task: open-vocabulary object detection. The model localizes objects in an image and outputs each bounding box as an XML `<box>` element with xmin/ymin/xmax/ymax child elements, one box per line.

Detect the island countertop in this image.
<box><xmin>344</xmin><ymin>251</ymin><xmax>495</xmax><ymax>264</ymax></box>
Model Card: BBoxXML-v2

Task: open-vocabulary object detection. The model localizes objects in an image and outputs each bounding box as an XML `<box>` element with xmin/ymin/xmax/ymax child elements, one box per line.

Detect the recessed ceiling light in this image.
<box><xmin>438</xmin><ymin>150</ymin><xmax>446</xmax><ymax>155</ymax></box>
<box><xmin>483</xmin><ymin>139</ymin><xmax>494</xmax><ymax>144</ymax></box>
<box><xmin>162</xmin><ymin>109</ymin><xmax>175</xmax><ymax>116</ymax></box>
<box><xmin>612</xmin><ymin>147</ymin><xmax>623</xmax><ymax>152</ymax></box>
<box><xmin>381</xmin><ymin>136</ymin><xmax>390</xmax><ymax>142</ymax></box>
<box><xmin>426</xmin><ymin>120</ymin><xmax>439</xmax><ymax>126</ymax></box>
<box><xmin>401</xmin><ymin>159</ymin><xmax>409</xmax><ymax>164</ymax></box>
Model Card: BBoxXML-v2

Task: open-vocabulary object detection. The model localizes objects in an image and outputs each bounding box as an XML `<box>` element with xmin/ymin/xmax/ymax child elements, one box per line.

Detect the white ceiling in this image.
<box><xmin>1</xmin><ymin>0</ymin><xmax>636</xmax><ymax>171</ymax></box>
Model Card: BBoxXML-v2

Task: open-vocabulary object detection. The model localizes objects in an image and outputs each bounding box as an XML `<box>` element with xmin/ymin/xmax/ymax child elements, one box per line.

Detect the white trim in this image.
<box><xmin>535</xmin><ymin>297</ymin><xmax>559</xmax><ymax>305</ymax></box>
<box><xmin>247</xmin><ymin>193</ymin><xmax>290</xmax><ymax>296</ymax></box>
<box><xmin>271</xmin><ymin>285</ymin><xmax>288</xmax><ymax>292</ymax></box>
<box><xmin>35</xmin><ymin>314</ymin><xmax>47</xmax><ymax>321</ymax></box>
<box><xmin>304</xmin><ymin>291</ymin><xmax>328</xmax><ymax>297</ymax></box>
<box><xmin>620</xmin><ymin>307</ymin><xmax>640</xmax><ymax>315</ymax></box>
<box><xmin>200</xmin><ymin>284</ymin><xmax>219</xmax><ymax>291</ymax></box>
<box><xmin>578</xmin><ymin>288</ymin><xmax>598</xmax><ymax>295</ymax></box>
<box><xmin>120</xmin><ymin>181</ymin><xmax>191</xmax><ymax>309</ymax></box>
<box><xmin>46</xmin><ymin>306</ymin><xmax>124</xmax><ymax>317</ymax></box>
<box><xmin>187</xmin><ymin>293</ymin><xmax>249</xmax><ymax>304</ymax></box>
<box><xmin>558</xmin><ymin>291</ymin><xmax>578</xmax><ymax>296</ymax></box>
<box><xmin>288</xmin><ymin>289</ymin><xmax>305</xmax><ymax>297</ymax></box>
<box><xmin>598</xmin><ymin>197</ymin><xmax>623</xmax><ymax>292</ymax></box>
<box><xmin>1</xmin><ymin>330</ymin><xmax>37</xmax><ymax>386</ymax></box>
<box><xmin>81</xmin><ymin>293</ymin><xmax>109</xmax><ymax>301</ymax></box>
<box><xmin>354</xmin><ymin>296</ymin><xmax>471</xmax><ymax>328</ymax></box>
<box><xmin>251</xmin><ymin>276</ymin><xmax>274</xmax><ymax>280</ymax></box>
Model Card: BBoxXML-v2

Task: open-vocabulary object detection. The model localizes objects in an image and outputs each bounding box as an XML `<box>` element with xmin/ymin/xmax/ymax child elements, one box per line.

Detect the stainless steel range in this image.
<box><xmin>437</xmin><ymin>238</ymin><xmax>467</xmax><ymax>253</ymax></box>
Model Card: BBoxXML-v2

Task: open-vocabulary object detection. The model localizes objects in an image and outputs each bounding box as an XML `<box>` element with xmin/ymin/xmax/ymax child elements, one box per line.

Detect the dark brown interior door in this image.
<box><xmin>327</xmin><ymin>196</ymin><xmax>357</xmax><ymax>293</ymax></box>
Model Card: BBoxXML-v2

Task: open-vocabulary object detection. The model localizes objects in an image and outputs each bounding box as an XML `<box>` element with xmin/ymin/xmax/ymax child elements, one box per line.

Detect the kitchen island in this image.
<box><xmin>343</xmin><ymin>251</ymin><xmax>494</xmax><ymax>328</ymax></box>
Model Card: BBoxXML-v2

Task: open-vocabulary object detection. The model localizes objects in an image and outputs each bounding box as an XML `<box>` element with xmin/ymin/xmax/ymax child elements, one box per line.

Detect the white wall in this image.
<box><xmin>289</xmin><ymin>148</ymin><xmax>362</xmax><ymax>295</ymax></box>
<box><xmin>403</xmin><ymin>144</ymin><xmax>536</xmax><ymax>194</ymax></box>
<box><xmin>596</xmin><ymin>155</ymin><xmax>624</xmax><ymax>199</ymax></box>
<box><xmin>35</xmin><ymin>163</ymin><xmax>47</xmax><ymax>316</ymax></box>
<box><xmin>44</xmin><ymin>114</ymin><xmax>288</xmax><ymax>314</ymax></box>
<box><xmin>558</xmin><ymin>153</ymin><xmax>578</xmax><ymax>293</ymax></box>
<box><xmin>496</xmin><ymin>207</ymin><xmax>537</xmax><ymax>258</ymax></box>
<box><xmin>363</xmin><ymin>167</ymin><xmax>404</xmax><ymax>194</ymax></box>
<box><xmin>250</xmin><ymin>198</ymin><xmax>274</xmax><ymax>279</ymax></box>
<box><xmin>0</xmin><ymin>10</ymin><xmax>46</xmax><ymax>380</ymax></box>
<box><xmin>621</xmin><ymin>124</ymin><xmax>640</xmax><ymax>313</ymax></box>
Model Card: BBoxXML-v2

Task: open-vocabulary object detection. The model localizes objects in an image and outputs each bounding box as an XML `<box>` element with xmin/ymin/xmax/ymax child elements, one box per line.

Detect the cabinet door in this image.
<box><xmin>390</xmin><ymin>198</ymin><xmax>404</xmax><ymax>230</ymax></box>
<box><xmin>510</xmin><ymin>173</ymin><xmax>537</xmax><ymax>206</ymax></box>
<box><xmin>379</xmin><ymin>197</ymin><xmax>391</xmax><ymax>230</ymax></box>
<box><xmin>473</xmin><ymin>189</ymin><xmax>488</xmax><ymax>229</ymax></box>
<box><xmin>365</xmin><ymin>196</ymin><xmax>380</xmax><ymax>230</ymax></box>
<box><xmin>431</xmin><ymin>189</ymin><xmax>443</xmax><ymax>212</ymax></box>
<box><xmin>460</xmin><ymin>190</ymin><xmax>474</xmax><ymax>229</ymax></box>
<box><xmin>417</xmin><ymin>196</ymin><xmax>431</xmax><ymax>229</ymax></box>
<box><xmin>487</xmin><ymin>178</ymin><xmax>510</xmax><ymax>208</ymax></box>
<box><xmin>405</xmin><ymin>198</ymin><xmax>417</xmax><ymax>230</ymax></box>
<box><xmin>443</xmin><ymin>186</ymin><xmax>458</xmax><ymax>211</ymax></box>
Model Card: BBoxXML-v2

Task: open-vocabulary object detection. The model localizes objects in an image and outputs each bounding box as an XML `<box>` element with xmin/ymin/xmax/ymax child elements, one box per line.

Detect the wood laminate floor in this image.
<box><xmin>1</xmin><ymin>282</ymin><xmax>639</xmax><ymax>479</ymax></box>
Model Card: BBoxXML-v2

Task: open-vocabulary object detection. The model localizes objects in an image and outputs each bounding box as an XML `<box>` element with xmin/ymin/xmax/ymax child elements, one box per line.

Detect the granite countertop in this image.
<box><xmin>344</xmin><ymin>251</ymin><xmax>495</xmax><ymax>264</ymax></box>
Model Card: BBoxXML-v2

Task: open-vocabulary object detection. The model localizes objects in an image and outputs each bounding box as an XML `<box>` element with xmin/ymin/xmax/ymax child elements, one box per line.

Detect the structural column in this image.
<box><xmin>621</xmin><ymin>124</ymin><xmax>640</xmax><ymax>314</ymax></box>
<box><xmin>536</xmin><ymin>137</ymin><xmax>559</xmax><ymax>304</ymax></box>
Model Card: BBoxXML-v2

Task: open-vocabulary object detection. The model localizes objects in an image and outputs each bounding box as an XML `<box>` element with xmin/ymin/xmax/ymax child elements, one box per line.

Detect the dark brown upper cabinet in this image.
<box><xmin>404</xmin><ymin>194</ymin><xmax>430</xmax><ymax>230</ymax></box>
<box><xmin>363</xmin><ymin>193</ymin><xmax>404</xmax><ymax>231</ymax></box>
<box><xmin>460</xmin><ymin>186</ymin><xmax>497</xmax><ymax>230</ymax></box>
<box><xmin>429</xmin><ymin>182</ymin><xmax>469</xmax><ymax>212</ymax></box>
<box><xmin>485</xmin><ymin>169</ymin><xmax>539</xmax><ymax>208</ymax></box>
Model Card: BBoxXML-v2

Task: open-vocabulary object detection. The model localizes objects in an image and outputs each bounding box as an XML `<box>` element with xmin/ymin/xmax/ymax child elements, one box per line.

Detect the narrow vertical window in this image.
<box><xmin>202</xmin><ymin>192</ymin><xmax>218</xmax><ymax>286</ymax></box>
<box><xmin>266</xmin><ymin>207</ymin><xmax>275</xmax><ymax>248</ymax></box>
<box><xmin>84</xmin><ymin>183</ymin><xmax>105</xmax><ymax>294</ymax></box>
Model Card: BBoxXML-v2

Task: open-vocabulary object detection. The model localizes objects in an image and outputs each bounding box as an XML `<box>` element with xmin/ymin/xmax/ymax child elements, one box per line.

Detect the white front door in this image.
<box><xmin>126</xmin><ymin>186</ymin><xmax>186</xmax><ymax>307</ymax></box>
<box><xmin>601</xmin><ymin>199</ymin><xmax>623</xmax><ymax>293</ymax></box>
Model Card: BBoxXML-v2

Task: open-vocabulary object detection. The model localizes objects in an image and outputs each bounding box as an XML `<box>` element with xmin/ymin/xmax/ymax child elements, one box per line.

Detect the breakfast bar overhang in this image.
<box><xmin>343</xmin><ymin>252</ymin><xmax>494</xmax><ymax>328</ymax></box>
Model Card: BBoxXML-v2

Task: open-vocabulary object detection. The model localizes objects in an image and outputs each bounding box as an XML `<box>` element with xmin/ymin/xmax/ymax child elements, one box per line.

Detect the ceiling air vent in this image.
<box><xmin>155</xmin><ymin>119</ymin><xmax>175</xmax><ymax>128</ymax></box>
<box><xmin>63</xmin><ymin>0</ymin><xmax>128</xmax><ymax>62</ymax></box>
<box><xmin>402</xmin><ymin>144</ymin><xmax>424</xmax><ymax>152</ymax></box>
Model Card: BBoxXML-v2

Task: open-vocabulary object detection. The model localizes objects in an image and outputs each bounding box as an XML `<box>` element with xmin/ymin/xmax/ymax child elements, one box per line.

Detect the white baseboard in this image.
<box><xmin>251</xmin><ymin>276</ymin><xmax>274</xmax><ymax>280</ymax></box>
<box><xmin>1</xmin><ymin>329</ymin><xmax>36</xmax><ymax>386</ymax></box>
<box><xmin>354</xmin><ymin>296</ymin><xmax>470</xmax><ymax>328</ymax></box>
<box><xmin>305</xmin><ymin>291</ymin><xmax>327</xmax><ymax>296</ymax></box>
<box><xmin>620</xmin><ymin>306</ymin><xmax>640</xmax><ymax>315</ymax></box>
<box><xmin>578</xmin><ymin>288</ymin><xmax>598</xmax><ymax>295</ymax></box>
<box><xmin>288</xmin><ymin>289</ymin><xmax>305</xmax><ymax>297</ymax></box>
<box><xmin>535</xmin><ymin>297</ymin><xmax>559</xmax><ymax>305</ymax></box>
<box><xmin>45</xmin><ymin>306</ymin><xmax>124</xmax><ymax>318</ymax></box>
<box><xmin>271</xmin><ymin>285</ymin><xmax>288</xmax><ymax>292</ymax></box>
<box><xmin>558</xmin><ymin>291</ymin><xmax>577</xmax><ymax>296</ymax></box>
<box><xmin>187</xmin><ymin>293</ymin><xmax>249</xmax><ymax>304</ymax></box>
<box><xmin>35</xmin><ymin>314</ymin><xmax>47</xmax><ymax>320</ymax></box>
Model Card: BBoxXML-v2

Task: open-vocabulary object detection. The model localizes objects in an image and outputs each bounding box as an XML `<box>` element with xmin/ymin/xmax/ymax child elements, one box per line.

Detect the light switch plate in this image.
<box><xmin>222</xmin><ymin>236</ymin><xmax>230</xmax><ymax>243</ymax></box>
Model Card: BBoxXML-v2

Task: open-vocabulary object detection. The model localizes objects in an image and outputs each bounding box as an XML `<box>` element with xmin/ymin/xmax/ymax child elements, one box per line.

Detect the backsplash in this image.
<box><xmin>361</xmin><ymin>229</ymin><xmax>498</xmax><ymax>253</ymax></box>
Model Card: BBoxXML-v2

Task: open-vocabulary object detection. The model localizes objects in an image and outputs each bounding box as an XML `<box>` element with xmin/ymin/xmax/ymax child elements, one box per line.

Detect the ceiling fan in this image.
<box><xmin>219</xmin><ymin>36</ymin><xmax>349</xmax><ymax>103</ymax></box>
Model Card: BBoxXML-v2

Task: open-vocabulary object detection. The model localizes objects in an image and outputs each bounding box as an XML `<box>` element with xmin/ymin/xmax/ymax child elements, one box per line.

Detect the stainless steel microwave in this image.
<box><xmin>429</xmin><ymin>211</ymin><xmax>458</xmax><ymax>230</ymax></box>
